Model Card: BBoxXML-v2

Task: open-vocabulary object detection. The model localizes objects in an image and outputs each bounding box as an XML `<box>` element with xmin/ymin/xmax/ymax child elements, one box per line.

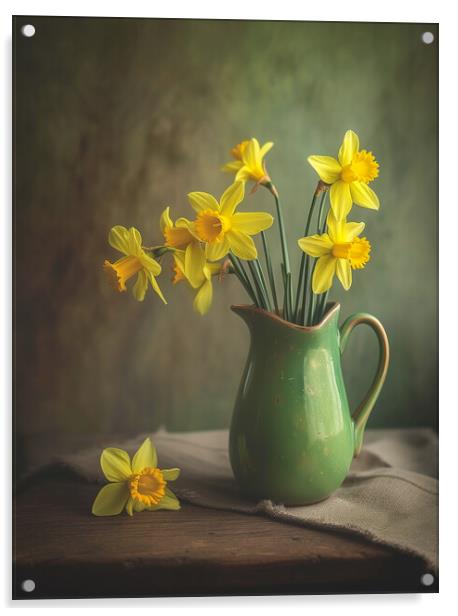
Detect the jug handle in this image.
<box><xmin>339</xmin><ymin>313</ymin><xmax>390</xmax><ymax>456</ymax></box>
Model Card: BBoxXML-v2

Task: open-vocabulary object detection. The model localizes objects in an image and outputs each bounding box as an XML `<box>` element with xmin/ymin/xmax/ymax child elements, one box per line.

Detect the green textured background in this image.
<box><xmin>14</xmin><ymin>17</ymin><xmax>438</xmax><ymax>468</ymax></box>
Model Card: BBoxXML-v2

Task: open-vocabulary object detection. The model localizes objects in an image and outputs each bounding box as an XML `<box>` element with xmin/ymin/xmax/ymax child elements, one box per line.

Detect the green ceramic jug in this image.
<box><xmin>229</xmin><ymin>302</ymin><xmax>389</xmax><ymax>505</ymax></box>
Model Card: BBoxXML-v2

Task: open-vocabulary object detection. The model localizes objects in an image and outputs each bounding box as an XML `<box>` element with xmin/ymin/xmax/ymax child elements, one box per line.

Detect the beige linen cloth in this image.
<box><xmin>42</xmin><ymin>428</ymin><xmax>438</xmax><ymax>572</ymax></box>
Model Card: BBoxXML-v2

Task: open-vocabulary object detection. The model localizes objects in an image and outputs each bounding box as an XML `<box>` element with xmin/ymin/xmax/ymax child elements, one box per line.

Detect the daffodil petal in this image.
<box><xmin>227</xmin><ymin>231</ymin><xmax>257</xmax><ymax>260</ymax></box>
<box><xmin>128</xmin><ymin>227</ymin><xmax>142</xmax><ymax>255</ymax></box>
<box><xmin>307</xmin><ymin>156</ymin><xmax>341</xmax><ymax>184</ymax></box>
<box><xmin>220</xmin><ymin>181</ymin><xmax>245</xmax><ymax>217</ymax></box>
<box><xmin>297</xmin><ymin>234</ymin><xmax>333</xmax><ymax>257</ymax></box>
<box><xmin>231</xmin><ymin>212</ymin><xmax>273</xmax><ymax>235</ymax></box>
<box><xmin>185</xmin><ymin>242</ymin><xmax>206</xmax><ymax>288</ymax></box>
<box><xmin>202</xmin><ymin>264</ymin><xmax>211</xmax><ymax>280</ymax></box>
<box><xmin>259</xmin><ymin>141</ymin><xmax>274</xmax><ymax>158</ymax></box>
<box><xmin>193</xmin><ymin>278</ymin><xmax>213</xmax><ymax>315</ymax></box>
<box><xmin>149</xmin><ymin>487</ymin><xmax>180</xmax><ymax>511</ymax></box>
<box><xmin>100</xmin><ymin>448</ymin><xmax>132</xmax><ymax>482</ymax></box>
<box><xmin>207</xmin><ymin>237</ymin><xmax>230</xmax><ymax>261</ymax></box>
<box><xmin>108</xmin><ymin>226</ymin><xmax>130</xmax><ymax>255</ymax></box>
<box><xmin>133</xmin><ymin>500</ymin><xmax>146</xmax><ymax>512</ymax></box>
<box><xmin>312</xmin><ymin>255</ymin><xmax>337</xmax><ymax>294</ymax></box>
<box><xmin>162</xmin><ymin>468</ymin><xmax>181</xmax><ymax>481</ymax></box>
<box><xmin>330</xmin><ymin>181</ymin><xmax>352</xmax><ymax>219</ymax></box>
<box><xmin>174</xmin><ymin>217</ymin><xmax>189</xmax><ymax>228</ymax></box>
<box><xmin>207</xmin><ymin>262</ymin><xmax>222</xmax><ymax>276</ymax></box>
<box><xmin>222</xmin><ymin>161</ymin><xmax>243</xmax><ymax>173</ymax></box>
<box><xmin>92</xmin><ymin>482</ymin><xmax>129</xmax><ymax>516</ymax></box>
<box><xmin>166</xmin><ymin>486</ymin><xmax>181</xmax><ymax>502</ymax></box>
<box><xmin>176</xmin><ymin>218</ymin><xmax>201</xmax><ymax>241</ymax></box>
<box><xmin>139</xmin><ymin>252</ymin><xmax>161</xmax><ymax>275</ymax></box>
<box><xmin>187</xmin><ymin>192</ymin><xmax>219</xmax><ymax>213</ymax></box>
<box><xmin>235</xmin><ymin>167</ymin><xmax>250</xmax><ymax>182</ymax></box>
<box><xmin>338</xmin><ymin>130</ymin><xmax>360</xmax><ymax>166</ymax></box>
<box><xmin>132</xmin><ymin>270</ymin><xmax>148</xmax><ymax>301</ymax></box>
<box><xmin>243</xmin><ymin>138</ymin><xmax>260</xmax><ymax>169</ymax></box>
<box><xmin>343</xmin><ymin>221</ymin><xmax>365</xmax><ymax>242</ymax></box>
<box><xmin>147</xmin><ymin>271</ymin><xmax>167</xmax><ymax>304</ymax></box>
<box><xmin>173</xmin><ymin>250</ymin><xmax>185</xmax><ymax>273</ymax></box>
<box><xmin>160</xmin><ymin>207</ymin><xmax>173</xmax><ymax>234</ymax></box>
<box><xmin>132</xmin><ymin>438</ymin><xmax>158</xmax><ymax>473</ymax></box>
<box><xmin>336</xmin><ymin>258</ymin><xmax>352</xmax><ymax>290</ymax></box>
<box><xmin>350</xmin><ymin>182</ymin><xmax>380</xmax><ymax>210</ymax></box>
<box><xmin>325</xmin><ymin>210</ymin><xmax>343</xmax><ymax>243</ymax></box>
<box><xmin>125</xmin><ymin>497</ymin><xmax>134</xmax><ymax>516</ymax></box>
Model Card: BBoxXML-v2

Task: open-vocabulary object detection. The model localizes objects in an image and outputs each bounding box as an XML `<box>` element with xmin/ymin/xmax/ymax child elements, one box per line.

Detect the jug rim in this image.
<box><xmin>231</xmin><ymin>302</ymin><xmax>340</xmax><ymax>332</ymax></box>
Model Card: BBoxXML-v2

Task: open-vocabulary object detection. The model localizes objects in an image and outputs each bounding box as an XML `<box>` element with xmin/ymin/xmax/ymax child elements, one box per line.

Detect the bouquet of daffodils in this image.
<box><xmin>103</xmin><ymin>130</ymin><xmax>379</xmax><ymax>325</ymax></box>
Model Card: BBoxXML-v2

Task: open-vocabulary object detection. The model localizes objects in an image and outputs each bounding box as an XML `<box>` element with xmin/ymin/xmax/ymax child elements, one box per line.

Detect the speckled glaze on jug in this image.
<box><xmin>229</xmin><ymin>302</ymin><xmax>389</xmax><ymax>505</ymax></box>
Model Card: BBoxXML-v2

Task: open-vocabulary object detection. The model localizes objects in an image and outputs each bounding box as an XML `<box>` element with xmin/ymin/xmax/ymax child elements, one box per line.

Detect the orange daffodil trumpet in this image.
<box><xmin>103</xmin><ymin>226</ymin><xmax>166</xmax><ymax>303</ymax></box>
<box><xmin>298</xmin><ymin>212</ymin><xmax>371</xmax><ymax>294</ymax></box>
<box><xmin>92</xmin><ymin>437</ymin><xmax>180</xmax><ymax>516</ymax></box>
<box><xmin>186</xmin><ymin>181</ymin><xmax>274</xmax><ymax>261</ymax></box>
<box><xmin>160</xmin><ymin>206</ymin><xmax>194</xmax><ymax>250</ymax></box>
<box><xmin>308</xmin><ymin>130</ymin><xmax>380</xmax><ymax>220</ymax></box>
<box><xmin>159</xmin><ymin>206</ymin><xmax>209</xmax><ymax>290</ymax></box>
<box><xmin>222</xmin><ymin>138</ymin><xmax>274</xmax><ymax>186</ymax></box>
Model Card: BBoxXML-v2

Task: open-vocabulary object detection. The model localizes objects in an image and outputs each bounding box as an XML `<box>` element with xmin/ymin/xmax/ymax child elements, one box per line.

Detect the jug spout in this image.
<box><xmin>230</xmin><ymin>303</ymin><xmax>259</xmax><ymax>327</ymax></box>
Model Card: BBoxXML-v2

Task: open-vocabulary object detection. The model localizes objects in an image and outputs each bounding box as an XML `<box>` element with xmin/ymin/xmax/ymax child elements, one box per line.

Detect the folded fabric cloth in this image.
<box><xmin>34</xmin><ymin>428</ymin><xmax>438</xmax><ymax>573</ymax></box>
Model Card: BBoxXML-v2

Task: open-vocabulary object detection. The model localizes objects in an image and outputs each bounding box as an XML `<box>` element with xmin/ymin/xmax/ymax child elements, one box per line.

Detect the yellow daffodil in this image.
<box><xmin>160</xmin><ymin>206</ymin><xmax>194</xmax><ymax>250</ymax></box>
<box><xmin>297</xmin><ymin>212</ymin><xmax>371</xmax><ymax>294</ymax></box>
<box><xmin>104</xmin><ymin>226</ymin><xmax>166</xmax><ymax>303</ymax></box>
<box><xmin>172</xmin><ymin>248</ymin><xmax>222</xmax><ymax>315</ymax></box>
<box><xmin>92</xmin><ymin>437</ymin><xmax>180</xmax><ymax>516</ymax></box>
<box><xmin>308</xmin><ymin>130</ymin><xmax>380</xmax><ymax>219</ymax></box>
<box><xmin>159</xmin><ymin>205</ymin><xmax>207</xmax><ymax>289</ymax></box>
<box><xmin>185</xmin><ymin>181</ymin><xmax>273</xmax><ymax>261</ymax></box>
<box><xmin>222</xmin><ymin>138</ymin><xmax>274</xmax><ymax>185</ymax></box>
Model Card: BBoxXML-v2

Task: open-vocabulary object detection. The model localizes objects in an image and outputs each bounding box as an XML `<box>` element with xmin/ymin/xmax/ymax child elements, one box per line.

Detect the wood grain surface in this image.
<box><xmin>13</xmin><ymin>477</ymin><xmax>435</xmax><ymax>599</ymax></box>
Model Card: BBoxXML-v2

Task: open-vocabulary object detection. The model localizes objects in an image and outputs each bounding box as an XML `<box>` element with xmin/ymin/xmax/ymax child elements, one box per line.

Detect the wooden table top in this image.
<box><xmin>13</xmin><ymin>474</ymin><xmax>435</xmax><ymax>599</ymax></box>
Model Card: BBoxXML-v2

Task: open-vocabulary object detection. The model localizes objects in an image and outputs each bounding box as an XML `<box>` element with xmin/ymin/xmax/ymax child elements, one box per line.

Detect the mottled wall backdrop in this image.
<box><xmin>14</xmin><ymin>17</ymin><xmax>438</xmax><ymax>469</ymax></box>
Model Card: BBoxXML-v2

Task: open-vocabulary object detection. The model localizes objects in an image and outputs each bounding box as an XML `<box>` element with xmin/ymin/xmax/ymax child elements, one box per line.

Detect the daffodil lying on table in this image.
<box><xmin>102</xmin><ymin>130</ymin><xmax>381</xmax><ymax>325</ymax></box>
<box><xmin>92</xmin><ymin>437</ymin><xmax>180</xmax><ymax>516</ymax></box>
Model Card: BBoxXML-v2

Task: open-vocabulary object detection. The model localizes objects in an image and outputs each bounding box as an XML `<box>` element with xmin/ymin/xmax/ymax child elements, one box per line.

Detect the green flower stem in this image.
<box><xmin>265</xmin><ymin>182</ymin><xmax>293</xmax><ymax>321</ymax></box>
<box><xmin>314</xmin><ymin>290</ymin><xmax>330</xmax><ymax>324</ymax></box>
<box><xmin>144</xmin><ymin>245</ymin><xmax>174</xmax><ymax>258</ymax></box>
<box><xmin>254</xmin><ymin>258</ymin><xmax>273</xmax><ymax>312</ymax></box>
<box><xmin>261</xmin><ymin>231</ymin><xmax>279</xmax><ymax>314</ymax></box>
<box><xmin>294</xmin><ymin>184</ymin><xmax>322</xmax><ymax>322</ymax></box>
<box><xmin>234</xmin><ymin>255</ymin><xmax>252</xmax><ymax>290</ymax></box>
<box><xmin>228</xmin><ymin>254</ymin><xmax>258</xmax><ymax>306</ymax></box>
<box><xmin>299</xmin><ymin>255</ymin><xmax>312</xmax><ymax>324</ymax></box>
<box><xmin>280</xmin><ymin>262</ymin><xmax>287</xmax><ymax>287</ymax></box>
<box><xmin>284</xmin><ymin>273</ymin><xmax>292</xmax><ymax>322</ymax></box>
<box><xmin>306</xmin><ymin>270</ymin><xmax>318</xmax><ymax>325</ymax></box>
<box><xmin>300</xmin><ymin>190</ymin><xmax>327</xmax><ymax>325</ymax></box>
<box><xmin>310</xmin><ymin>191</ymin><xmax>331</xmax><ymax>325</ymax></box>
<box><xmin>316</xmin><ymin>190</ymin><xmax>328</xmax><ymax>233</ymax></box>
<box><xmin>239</xmin><ymin>258</ymin><xmax>262</xmax><ymax>306</ymax></box>
<box><xmin>247</xmin><ymin>260</ymin><xmax>269</xmax><ymax>311</ymax></box>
